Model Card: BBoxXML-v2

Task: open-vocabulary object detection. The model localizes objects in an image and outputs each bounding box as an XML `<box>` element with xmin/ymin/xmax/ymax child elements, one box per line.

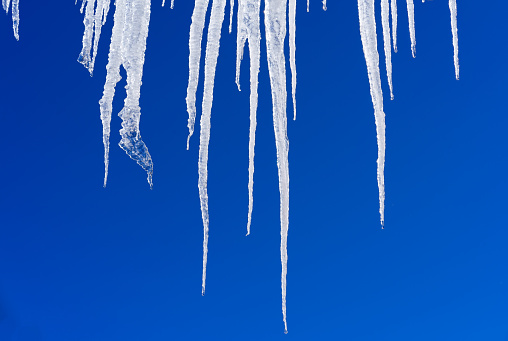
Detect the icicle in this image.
<box><xmin>236</xmin><ymin>0</ymin><xmax>261</xmax><ymax>235</ymax></box>
<box><xmin>307</xmin><ymin>0</ymin><xmax>309</xmax><ymax>12</ymax></box>
<box><xmin>391</xmin><ymin>0</ymin><xmax>397</xmax><ymax>52</ymax></box>
<box><xmin>357</xmin><ymin>0</ymin><xmax>386</xmax><ymax>227</ymax></box>
<box><xmin>78</xmin><ymin>0</ymin><xmax>111</xmax><ymax>75</ymax></box>
<box><xmin>289</xmin><ymin>0</ymin><xmax>296</xmax><ymax>120</ymax></box>
<box><xmin>380</xmin><ymin>0</ymin><xmax>393</xmax><ymax>99</ymax></box>
<box><xmin>186</xmin><ymin>0</ymin><xmax>211</xmax><ymax>150</ymax></box>
<box><xmin>406</xmin><ymin>0</ymin><xmax>416</xmax><ymax>57</ymax></box>
<box><xmin>199</xmin><ymin>0</ymin><xmax>227</xmax><ymax>296</ymax></box>
<box><xmin>98</xmin><ymin>0</ymin><xmax>154</xmax><ymax>188</ymax></box>
<box><xmin>162</xmin><ymin>0</ymin><xmax>165</xmax><ymax>6</ymax></box>
<box><xmin>171</xmin><ymin>0</ymin><xmax>174</xmax><ymax>9</ymax></box>
<box><xmin>322</xmin><ymin>0</ymin><xmax>326</xmax><ymax>11</ymax></box>
<box><xmin>264</xmin><ymin>0</ymin><xmax>290</xmax><ymax>333</ymax></box>
<box><xmin>3</xmin><ymin>0</ymin><xmax>19</xmax><ymax>40</ymax></box>
<box><xmin>229</xmin><ymin>0</ymin><xmax>234</xmax><ymax>33</ymax></box>
<box><xmin>449</xmin><ymin>0</ymin><xmax>459</xmax><ymax>80</ymax></box>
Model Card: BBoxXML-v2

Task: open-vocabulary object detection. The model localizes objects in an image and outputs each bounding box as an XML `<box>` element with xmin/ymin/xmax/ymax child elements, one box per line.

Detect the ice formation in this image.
<box><xmin>2</xmin><ymin>0</ymin><xmax>19</xmax><ymax>40</ymax></box>
<box><xmin>78</xmin><ymin>0</ymin><xmax>154</xmax><ymax>188</ymax></box>
<box><xmin>74</xmin><ymin>0</ymin><xmax>462</xmax><ymax>332</ymax></box>
<box><xmin>406</xmin><ymin>0</ymin><xmax>416</xmax><ymax>57</ymax></box>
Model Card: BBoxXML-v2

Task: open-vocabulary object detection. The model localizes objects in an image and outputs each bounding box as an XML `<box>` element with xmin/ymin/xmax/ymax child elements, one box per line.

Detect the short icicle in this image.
<box><xmin>449</xmin><ymin>0</ymin><xmax>459</xmax><ymax>80</ymax></box>
<box><xmin>391</xmin><ymin>0</ymin><xmax>397</xmax><ymax>52</ymax></box>
<box><xmin>264</xmin><ymin>0</ymin><xmax>290</xmax><ymax>332</ymax></box>
<box><xmin>357</xmin><ymin>0</ymin><xmax>386</xmax><ymax>227</ymax></box>
<box><xmin>406</xmin><ymin>0</ymin><xmax>416</xmax><ymax>57</ymax></box>
<box><xmin>381</xmin><ymin>0</ymin><xmax>393</xmax><ymax>99</ymax></box>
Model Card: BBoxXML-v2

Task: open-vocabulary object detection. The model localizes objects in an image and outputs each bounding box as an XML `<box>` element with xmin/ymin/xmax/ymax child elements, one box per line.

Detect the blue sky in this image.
<box><xmin>0</xmin><ymin>1</ymin><xmax>507</xmax><ymax>340</ymax></box>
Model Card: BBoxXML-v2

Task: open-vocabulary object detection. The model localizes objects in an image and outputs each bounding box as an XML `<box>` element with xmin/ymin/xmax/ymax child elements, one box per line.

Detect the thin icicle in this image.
<box><xmin>264</xmin><ymin>0</ymin><xmax>290</xmax><ymax>333</ymax></box>
<box><xmin>3</xmin><ymin>0</ymin><xmax>19</xmax><ymax>40</ymax></box>
<box><xmin>391</xmin><ymin>0</ymin><xmax>397</xmax><ymax>52</ymax></box>
<box><xmin>322</xmin><ymin>0</ymin><xmax>326</xmax><ymax>11</ymax></box>
<box><xmin>357</xmin><ymin>0</ymin><xmax>386</xmax><ymax>227</ymax></box>
<box><xmin>307</xmin><ymin>0</ymin><xmax>309</xmax><ymax>12</ymax></box>
<box><xmin>199</xmin><ymin>0</ymin><xmax>227</xmax><ymax>296</ymax></box>
<box><xmin>236</xmin><ymin>0</ymin><xmax>261</xmax><ymax>235</ymax></box>
<box><xmin>406</xmin><ymin>0</ymin><xmax>416</xmax><ymax>57</ymax></box>
<box><xmin>449</xmin><ymin>0</ymin><xmax>459</xmax><ymax>80</ymax></box>
<box><xmin>78</xmin><ymin>0</ymin><xmax>111</xmax><ymax>75</ymax></box>
<box><xmin>162</xmin><ymin>0</ymin><xmax>165</xmax><ymax>7</ymax></box>
<box><xmin>289</xmin><ymin>0</ymin><xmax>296</xmax><ymax>120</ymax></box>
<box><xmin>380</xmin><ymin>0</ymin><xmax>393</xmax><ymax>99</ymax></box>
<box><xmin>229</xmin><ymin>0</ymin><xmax>234</xmax><ymax>33</ymax></box>
<box><xmin>98</xmin><ymin>0</ymin><xmax>153</xmax><ymax>188</ymax></box>
<box><xmin>171</xmin><ymin>0</ymin><xmax>174</xmax><ymax>9</ymax></box>
<box><xmin>186</xmin><ymin>0</ymin><xmax>211</xmax><ymax>150</ymax></box>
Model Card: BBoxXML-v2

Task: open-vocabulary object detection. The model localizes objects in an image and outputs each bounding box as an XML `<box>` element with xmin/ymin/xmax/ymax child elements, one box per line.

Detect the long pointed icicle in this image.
<box><xmin>78</xmin><ymin>0</ymin><xmax>111</xmax><ymax>75</ymax></box>
<box><xmin>289</xmin><ymin>0</ymin><xmax>297</xmax><ymax>120</ymax></box>
<box><xmin>358</xmin><ymin>0</ymin><xmax>386</xmax><ymax>227</ymax></box>
<box><xmin>236</xmin><ymin>0</ymin><xmax>261</xmax><ymax>236</ymax></box>
<box><xmin>99</xmin><ymin>0</ymin><xmax>154</xmax><ymax>188</ymax></box>
<box><xmin>3</xmin><ymin>0</ymin><xmax>19</xmax><ymax>40</ymax></box>
<box><xmin>199</xmin><ymin>0</ymin><xmax>227</xmax><ymax>296</ymax></box>
<box><xmin>264</xmin><ymin>0</ymin><xmax>290</xmax><ymax>333</ymax></box>
<box><xmin>186</xmin><ymin>0</ymin><xmax>211</xmax><ymax>150</ymax></box>
<box><xmin>449</xmin><ymin>0</ymin><xmax>459</xmax><ymax>80</ymax></box>
<box><xmin>380</xmin><ymin>0</ymin><xmax>393</xmax><ymax>99</ymax></box>
<box><xmin>391</xmin><ymin>0</ymin><xmax>397</xmax><ymax>52</ymax></box>
<box><xmin>406</xmin><ymin>0</ymin><xmax>416</xmax><ymax>57</ymax></box>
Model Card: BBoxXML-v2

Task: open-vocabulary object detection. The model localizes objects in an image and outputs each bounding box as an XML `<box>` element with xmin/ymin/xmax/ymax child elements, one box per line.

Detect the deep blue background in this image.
<box><xmin>0</xmin><ymin>1</ymin><xmax>507</xmax><ymax>340</ymax></box>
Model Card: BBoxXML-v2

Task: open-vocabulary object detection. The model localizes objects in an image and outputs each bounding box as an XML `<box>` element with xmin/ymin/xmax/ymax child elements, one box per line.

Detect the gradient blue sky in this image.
<box><xmin>0</xmin><ymin>1</ymin><xmax>507</xmax><ymax>340</ymax></box>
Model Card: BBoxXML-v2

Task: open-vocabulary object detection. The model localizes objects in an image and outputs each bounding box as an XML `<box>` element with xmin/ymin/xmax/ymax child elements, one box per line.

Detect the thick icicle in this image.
<box><xmin>357</xmin><ymin>0</ymin><xmax>386</xmax><ymax>227</ymax></box>
<box><xmin>186</xmin><ymin>0</ymin><xmax>211</xmax><ymax>150</ymax></box>
<box><xmin>199</xmin><ymin>0</ymin><xmax>227</xmax><ymax>296</ymax></box>
<box><xmin>391</xmin><ymin>0</ymin><xmax>397</xmax><ymax>52</ymax></box>
<box><xmin>3</xmin><ymin>0</ymin><xmax>19</xmax><ymax>40</ymax></box>
<box><xmin>289</xmin><ymin>0</ymin><xmax>296</xmax><ymax>120</ymax></box>
<box><xmin>78</xmin><ymin>0</ymin><xmax>111</xmax><ymax>75</ymax></box>
<box><xmin>98</xmin><ymin>0</ymin><xmax>154</xmax><ymax>188</ymax></box>
<box><xmin>236</xmin><ymin>0</ymin><xmax>261</xmax><ymax>235</ymax></box>
<box><xmin>406</xmin><ymin>0</ymin><xmax>416</xmax><ymax>57</ymax></box>
<box><xmin>380</xmin><ymin>0</ymin><xmax>393</xmax><ymax>99</ymax></box>
<box><xmin>322</xmin><ymin>0</ymin><xmax>326</xmax><ymax>11</ymax></box>
<box><xmin>449</xmin><ymin>0</ymin><xmax>459</xmax><ymax>80</ymax></box>
<box><xmin>264</xmin><ymin>0</ymin><xmax>290</xmax><ymax>333</ymax></box>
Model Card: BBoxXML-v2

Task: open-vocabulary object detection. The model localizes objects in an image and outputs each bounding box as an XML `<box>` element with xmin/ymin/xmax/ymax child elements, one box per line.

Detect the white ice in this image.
<box><xmin>78</xmin><ymin>0</ymin><xmax>111</xmax><ymax>75</ymax></box>
<box><xmin>186</xmin><ymin>0</ymin><xmax>211</xmax><ymax>150</ymax></box>
<box><xmin>449</xmin><ymin>0</ymin><xmax>459</xmax><ymax>80</ymax></box>
<box><xmin>289</xmin><ymin>0</ymin><xmax>297</xmax><ymax>120</ymax></box>
<box><xmin>236</xmin><ymin>0</ymin><xmax>261</xmax><ymax>236</ymax></box>
<box><xmin>391</xmin><ymin>0</ymin><xmax>397</xmax><ymax>52</ymax></box>
<box><xmin>264</xmin><ymin>0</ymin><xmax>290</xmax><ymax>333</ymax></box>
<box><xmin>357</xmin><ymin>0</ymin><xmax>386</xmax><ymax>227</ymax></box>
<box><xmin>98</xmin><ymin>0</ymin><xmax>154</xmax><ymax>188</ymax></box>
<box><xmin>3</xmin><ymin>0</ymin><xmax>19</xmax><ymax>40</ymax></box>
<box><xmin>406</xmin><ymin>0</ymin><xmax>416</xmax><ymax>57</ymax></box>
<box><xmin>381</xmin><ymin>0</ymin><xmax>393</xmax><ymax>99</ymax></box>
<box><xmin>198</xmin><ymin>0</ymin><xmax>227</xmax><ymax>296</ymax></box>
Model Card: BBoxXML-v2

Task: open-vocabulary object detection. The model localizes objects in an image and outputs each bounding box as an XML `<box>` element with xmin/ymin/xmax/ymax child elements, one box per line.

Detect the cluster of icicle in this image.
<box><xmin>2</xmin><ymin>0</ymin><xmax>19</xmax><ymax>40</ymax></box>
<box><xmin>78</xmin><ymin>0</ymin><xmax>155</xmax><ymax>189</ymax></box>
<box><xmin>72</xmin><ymin>0</ymin><xmax>461</xmax><ymax>333</ymax></box>
<box><xmin>359</xmin><ymin>0</ymin><xmax>460</xmax><ymax>227</ymax></box>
